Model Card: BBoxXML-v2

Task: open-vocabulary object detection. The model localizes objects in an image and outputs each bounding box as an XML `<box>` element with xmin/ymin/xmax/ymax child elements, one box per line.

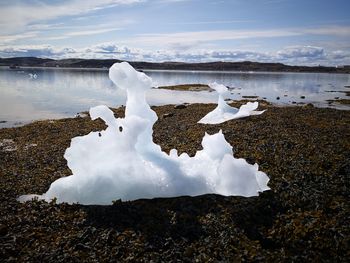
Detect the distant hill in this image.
<box><xmin>1</xmin><ymin>57</ymin><xmax>349</xmax><ymax>73</ymax></box>
<box><xmin>0</xmin><ymin>57</ymin><xmax>55</xmax><ymax>67</ymax></box>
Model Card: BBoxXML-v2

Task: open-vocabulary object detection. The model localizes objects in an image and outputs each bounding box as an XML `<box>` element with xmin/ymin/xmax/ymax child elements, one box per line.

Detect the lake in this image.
<box><xmin>0</xmin><ymin>66</ymin><xmax>349</xmax><ymax>128</ymax></box>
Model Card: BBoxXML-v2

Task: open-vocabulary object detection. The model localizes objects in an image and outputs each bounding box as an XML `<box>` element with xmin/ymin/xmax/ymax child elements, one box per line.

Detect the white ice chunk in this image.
<box><xmin>198</xmin><ymin>82</ymin><xmax>266</xmax><ymax>124</ymax></box>
<box><xmin>19</xmin><ymin>62</ymin><xmax>270</xmax><ymax>205</ymax></box>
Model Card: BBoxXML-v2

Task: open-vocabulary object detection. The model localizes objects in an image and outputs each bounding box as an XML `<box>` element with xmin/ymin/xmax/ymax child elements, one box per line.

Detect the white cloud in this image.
<box><xmin>156</xmin><ymin>0</ymin><xmax>191</xmax><ymax>3</ymax></box>
<box><xmin>134</xmin><ymin>29</ymin><xmax>302</xmax><ymax>47</ymax></box>
<box><xmin>0</xmin><ymin>45</ymin><xmax>72</xmax><ymax>58</ymax></box>
<box><xmin>60</xmin><ymin>28</ymin><xmax>123</xmax><ymax>40</ymax></box>
<box><xmin>0</xmin><ymin>31</ymin><xmax>39</xmax><ymax>43</ymax></box>
<box><xmin>167</xmin><ymin>19</ymin><xmax>255</xmax><ymax>25</ymax></box>
<box><xmin>303</xmin><ymin>26</ymin><xmax>350</xmax><ymax>37</ymax></box>
<box><xmin>0</xmin><ymin>0</ymin><xmax>144</xmax><ymax>34</ymax></box>
<box><xmin>130</xmin><ymin>25</ymin><xmax>350</xmax><ymax>50</ymax></box>
<box><xmin>277</xmin><ymin>46</ymin><xmax>325</xmax><ymax>60</ymax></box>
<box><xmin>329</xmin><ymin>50</ymin><xmax>350</xmax><ymax>60</ymax></box>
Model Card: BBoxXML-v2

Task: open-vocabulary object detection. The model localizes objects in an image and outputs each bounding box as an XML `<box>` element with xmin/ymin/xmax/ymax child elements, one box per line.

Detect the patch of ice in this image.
<box><xmin>18</xmin><ymin>62</ymin><xmax>270</xmax><ymax>205</ymax></box>
<box><xmin>198</xmin><ymin>82</ymin><xmax>266</xmax><ymax>124</ymax></box>
<box><xmin>29</xmin><ymin>73</ymin><xmax>37</xmax><ymax>79</ymax></box>
<box><xmin>0</xmin><ymin>139</ymin><xmax>17</xmax><ymax>152</ymax></box>
<box><xmin>24</xmin><ymin>143</ymin><xmax>37</xmax><ymax>150</ymax></box>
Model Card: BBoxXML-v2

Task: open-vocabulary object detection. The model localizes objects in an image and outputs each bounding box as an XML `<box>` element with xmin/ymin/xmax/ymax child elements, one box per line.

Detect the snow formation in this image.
<box><xmin>19</xmin><ymin>62</ymin><xmax>269</xmax><ymax>205</ymax></box>
<box><xmin>198</xmin><ymin>82</ymin><xmax>265</xmax><ymax>124</ymax></box>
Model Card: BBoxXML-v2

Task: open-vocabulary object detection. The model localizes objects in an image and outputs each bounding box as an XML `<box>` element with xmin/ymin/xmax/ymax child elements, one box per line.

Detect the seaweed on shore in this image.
<box><xmin>156</xmin><ymin>84</ymin><xmax>211</xmax><ymax>91</ymax></box>
<box><xmin>327</xmin><ymin>98</ymin><xmax>350</xmax><ymax>105</ymax></box>
<box><xmin>0</xmin><ymin>103</ymin><xmax>349</xmax><ymax>262</ymax></box>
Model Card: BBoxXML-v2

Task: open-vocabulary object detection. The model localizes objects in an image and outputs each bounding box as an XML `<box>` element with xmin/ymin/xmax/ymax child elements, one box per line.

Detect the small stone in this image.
<box><xmin>0</xmin><ymin>139</ymin><xmax>17</xmax><ymax>152</ymax></box>
<box><xmin>24</xmin><ymin>143</ymin><xmax>38</xmax><ymax>150</ymax></box>
<box><xmin>184</xmin><ymin>247</ymin><xmax>194</xmax><ymax>257</ymax></box>
<box><xmin>162</xmin><ymin>113</ymin><xmax>174</xmax><ymax>119</ymax></box>
<box><xmin>304</xmin><ymin>103</ymin><xmax>314</xmax><ymax>108</ymax></box>
<box><xmin>0</xmin><ymin>224</ymin><xmax>8</xmax><ymax>236</ymax></box>
<box><xmin>174</xmin><ymin>104</ymin><xmax>187</xmax><ymax>109</ymax></box>
<box><xmin>75</xmin><ymin>243</ymin><xmax>90</xmax><ymax>250</ymax></box>
<box><xmin>75</xmin><ymin>112</ymin><xmax>88</xmax><ymax>118</ymax></box>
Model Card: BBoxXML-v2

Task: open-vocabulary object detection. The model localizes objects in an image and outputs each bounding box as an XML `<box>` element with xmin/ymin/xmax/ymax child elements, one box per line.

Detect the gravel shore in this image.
<box><xmin>1</xmin><ymin>102</ymin><xmax>349</xmax><ymax>262</ymax></box>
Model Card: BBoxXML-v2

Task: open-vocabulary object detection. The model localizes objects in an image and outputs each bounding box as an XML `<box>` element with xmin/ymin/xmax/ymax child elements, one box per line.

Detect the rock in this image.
<box><xmin>75</xmin><ymin>112</ymin><xmax>88</xmax><ymax>118</ymax></box>
<box><xmin>242</xmin><ymin>96</ymin><xmax>258</xmax><ymax>99</ymax></box>
<box><xmin>300</xmin><ymin>96</ymin><xmax>306</xmax><ymax>99</ymax></box>
<box><xmin>304</xmin><ymin>103</ymin><xmax>314</xmax><ymax>108</ymax></box>
<box><xmin>75</xmin><ymin>243</ymin><xmax>91</xmax><ymax>251</ymax></box>
<box><xmin>174</xmin><ymin>104</ymin><xmax>187</xmax><ymax>109</ymax></box>
<box><xmin>162</xmin><ymin>113</ymin><xmax>174</xmax><ymax>119</ymax></box>
<box><xmin>276</xmin><ymin>97</ymin><xmax>280</xmax><ymax>100</ymax></box>
<box><xmin>24</xmin><ymin>143</ymin><xmax>38</xmax><ymax>150</ymax></box>
<box><xmin>184</xmin><ymin>246</ymin><xmax>194</xmax><ymax>257</ymax></box>
<box><xmin>0</xmin><ymin>139</ymin><xmax>17</xmax><ymax>152</ymax></box>
<box><xmin>0</xmin><ymin>224</ymin><xmax>8</xmax><ymax>236</ymax></box>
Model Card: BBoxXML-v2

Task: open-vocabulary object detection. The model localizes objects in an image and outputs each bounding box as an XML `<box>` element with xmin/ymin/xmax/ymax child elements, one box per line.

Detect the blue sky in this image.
<box><xmin>0</xmin><ymin>0</ymin><xmax>350</xmax><ymax>65</ymax></box>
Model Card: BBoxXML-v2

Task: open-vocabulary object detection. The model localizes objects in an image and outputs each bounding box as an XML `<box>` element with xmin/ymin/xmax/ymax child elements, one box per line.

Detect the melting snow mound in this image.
<box><xmin>18</xmin><ymin>62</ymin><xmax>270</xmax><ymax>205</ymax></box>
<box><xmin>198</xmin><ymin>82</ymin><xmax>265</xmax><ymax>124</ymax></box>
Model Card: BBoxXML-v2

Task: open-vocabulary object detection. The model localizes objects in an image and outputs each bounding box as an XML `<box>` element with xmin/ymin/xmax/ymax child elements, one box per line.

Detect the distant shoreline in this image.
<box><xmin>6</xmin><ymin>65</ymin><xmax>347</xmax><ymax>75</ymax></box>
<box><xmin>1</xmin><ymin>57</ymin><xmax>349</xmax><ymax>74</ymax></box>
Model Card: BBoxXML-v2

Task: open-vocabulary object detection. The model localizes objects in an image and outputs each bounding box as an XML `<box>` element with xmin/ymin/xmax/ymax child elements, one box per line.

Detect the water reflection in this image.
<box><xmin>146</xmin><ymin>69</ymin><xmax>345</xmax><ymax>88</ymax></box>
<box><xmin>0</xmin><ymin>67</ymin><xmax>349</xmax><ymax>128</ymax></box>
<box><xmin>146</xmin><ymin>69</ymin><xmax>350</xmax><ymax>106</ymax></box>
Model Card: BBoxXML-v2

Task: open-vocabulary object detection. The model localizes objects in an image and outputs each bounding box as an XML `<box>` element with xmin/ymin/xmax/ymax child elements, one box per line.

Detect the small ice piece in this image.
<box><xmin>198</xmin><ymin>82</ymin><xmax>265</xmax><ymax>124</ymax></box>
<box><xmin>18</xmin><ymin>62</ymin><xmax>270</xmax><ymax>205</ymax></box>
<box><xmin>0</xmin><ymin>139</ymin><xmax>17</xmax><ymax>152</ymax></box>
<box><xmin>28</xmin><ymin>73</ymin><xmax>37</xmax><ymax>79</ymax></box>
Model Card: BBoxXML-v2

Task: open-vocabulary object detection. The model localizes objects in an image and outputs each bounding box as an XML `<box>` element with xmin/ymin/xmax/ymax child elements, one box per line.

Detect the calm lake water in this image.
<box><xmin>0</xmin><ymin>66</ymin><xmax>349</xmax><ymax>128</ymax></box>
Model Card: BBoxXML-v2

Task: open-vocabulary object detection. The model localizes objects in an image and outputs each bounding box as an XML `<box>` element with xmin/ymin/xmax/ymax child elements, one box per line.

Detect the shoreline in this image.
<box><xmin>2</xmin><ymin>65</ymin><xmax>350</xmax><ymax>75</ymax></box>
<box><xmin>1</xmin><ymin>57</ymin><xmax>350</xmax><ymax>74</ymax></box>
<box><xmin>0</xmin><ymin>99</ymin><xmax>350</xmax><ymax>130</ymax></box>
<box><xmin>1</xmin><ymin>103</ymin><xmax>349</xmax><ymax>261</ymax></box>
<box><xmin>1</xmin><ymin>98</ymin><xmax>349</xmax><ymax>130</ymax></box>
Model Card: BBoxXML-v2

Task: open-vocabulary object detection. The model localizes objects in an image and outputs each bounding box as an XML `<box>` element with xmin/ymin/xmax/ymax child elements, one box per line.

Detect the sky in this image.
<box><xmin>0</xmin><ymin>0</ymin><xmax>350</xmax><ymax>66</ymax></box>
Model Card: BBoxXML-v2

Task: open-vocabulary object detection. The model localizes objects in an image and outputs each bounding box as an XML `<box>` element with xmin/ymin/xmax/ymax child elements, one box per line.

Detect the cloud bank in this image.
<box><xmin>0</xmin><ymin>44</ymin><xmax>349</xmax><ymax>66</ymax></box>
